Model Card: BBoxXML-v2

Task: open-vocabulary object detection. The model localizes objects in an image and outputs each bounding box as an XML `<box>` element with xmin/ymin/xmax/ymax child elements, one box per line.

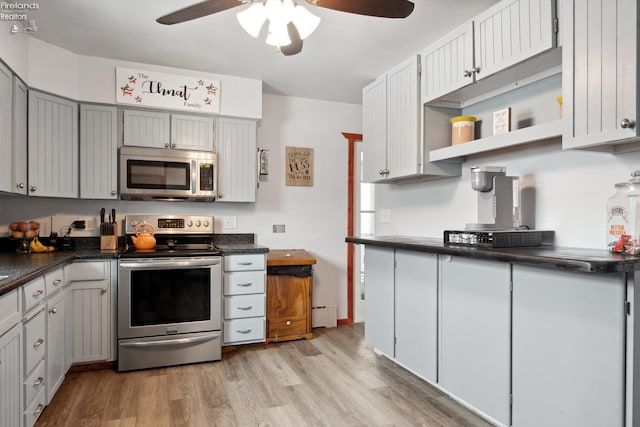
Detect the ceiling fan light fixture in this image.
<box><xmin>237</xmin><ymin>2</ymin><xmax>268</xmax><ymax>37</ymax></box>
<box><xmin>265</xmin><ymin>18</ymin><xmax>291</xmax><ymax>47</ymax></box>
<box><xmin>291</xmin><ymin>3</ymin><xmax>320</xmax><ymax>39</ymax></box>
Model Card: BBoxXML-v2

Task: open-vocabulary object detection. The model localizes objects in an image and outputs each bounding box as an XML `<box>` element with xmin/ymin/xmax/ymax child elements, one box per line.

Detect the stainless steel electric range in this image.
<box><xmin>117</xmin><ymin>214</ymin><xmax>222</xmax><ymax>372</ymax></box>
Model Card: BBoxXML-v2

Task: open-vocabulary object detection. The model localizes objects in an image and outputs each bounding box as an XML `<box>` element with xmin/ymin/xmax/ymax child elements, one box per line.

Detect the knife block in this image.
<box><xmin>100</xmin><ymin>223</ymin><xmax>118</xmax><ymax>250</ymax></box>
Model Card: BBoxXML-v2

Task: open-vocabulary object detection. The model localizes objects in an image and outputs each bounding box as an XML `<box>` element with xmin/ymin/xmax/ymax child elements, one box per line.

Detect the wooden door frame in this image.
<box><xmin>339</xmin><ymin>132</ymin><xmax>362</xmax><ymax>326</ymax></box>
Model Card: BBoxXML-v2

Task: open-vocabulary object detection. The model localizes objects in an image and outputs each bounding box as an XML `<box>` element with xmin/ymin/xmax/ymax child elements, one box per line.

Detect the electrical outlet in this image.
<box><xmin>75</xmin><ymin>217</ymin><xmax>94</xmax><ymax>231</ymax></box>
<box><xmin>223</xmin><ymin>216</ymin><xmax>237</xmax><ymax>230</ymax></box>
<box><xmin>379</xmin><ymin>209</ymin><xmax>391</xmax><ymax>223</ymax></box>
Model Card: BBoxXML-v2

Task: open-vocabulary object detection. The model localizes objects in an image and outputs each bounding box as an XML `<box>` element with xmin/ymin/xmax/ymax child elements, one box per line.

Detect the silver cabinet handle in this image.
<box><xmin>472</xmin><ymin>66</ymin><xmax>481</xmax><ymax>75</ymax></box>
<box><xmin>49</xmin><ymin>307</ymin><xmax>58</xmax><ymax>314</ymax></box>
<box><xmin>237</xmin><ymin>329</ymin><xmax>252</xmax><ymax>334</ymax></box>
<box><xmin>53</xmin><ymin>279</ymin><xmax>62</xmax><ymax>286</ymax></box>
<box><xmin>238</xmin><ymin>306</ymin><xmax>253</xmax><ymax>311</ymax></box>
<box><xmin>33</xmin><ymin>377</ymin><xmax>44</xmax><ymax>387</ymax></box>
<box><xmin>237</xmin><ymin>262</ymin><xmax>253</xmax><ymax>266</ymax></box>
<box><xmin>101</xmin><ymin>288</ymin><xmax>107</xmax><ymax>294</ymax></box>
<box><xmin>17</xmin><ymin>182</ymin><xmax>25</xmax><ymax>189</ymax></box>
<box><xmin>621</xmin><ymin>118</ymin><xmax>636</xmax><ymax>129</ymax></box>
<box><xmin>33</xmin><ymin>338</ymin><xmax>44</xmax><ymax>348</ymax></box>
<box><xmin>379</xmin><ymin>169</ymin><xmax>385</xmax><ymax>176</ymax></box>
<box><xmin>111</xmin><ymin>190</ymin><xmax>116</xmax><ymax>196</ymax></box>
<box><xmin>32</xmin><ymin>289</ymin><xmax>44</xmax><ymax>298</ymax></box>
<box><xmin>29</xmin><ymin>185</ymin><xmax>37</xmax><ymax>192</ymax></box>
<box><xmin>164</xmin><ymin>142</ymin><xmax>170</xmax><ymax>148</ymax></box>
<box><xmin>463</xmin><ymin>69</ymin><xmax>473</xmax><ymax>77</ymax></box>
<box><xmin>237</xmin><ymin>282</ymin><xmax>253</xmax><ymax>287</ymax></box>
<box><xmin>286</xmin><ymin>320</ymin><xmax>292</xmax><ymax>326</ymax></box>
<box><xmin>33</xmin><ymin>404</ymin><xmax>44</xmax><ymax>416</ymax></box>
<box><xmin>218</xmin><ymin>193</ymin><xmax>224</xmax><ymax>199</ymax></box>
<box><xmin>171</xmin><ymin>143</ymin><xmax>176</xmax><ymax>149</ymax></box>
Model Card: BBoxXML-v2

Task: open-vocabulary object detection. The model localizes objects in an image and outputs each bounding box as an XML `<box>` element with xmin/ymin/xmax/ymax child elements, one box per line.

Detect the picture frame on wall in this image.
<box><xmin>493</xmin><ymin>107</ymin><xmax>511</xmax><ymax>135</ymax></box>
<box><xmin>285</xmin><ymin>146</ymin><xmax>314</xmax><ymax>187</ymax></box>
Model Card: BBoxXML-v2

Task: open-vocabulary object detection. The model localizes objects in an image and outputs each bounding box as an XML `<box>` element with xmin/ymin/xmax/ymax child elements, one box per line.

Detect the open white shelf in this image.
<box><xmin>429</xmin><ymin>120</ymin><xmax>562</xmax><ymax>162</ymax></box>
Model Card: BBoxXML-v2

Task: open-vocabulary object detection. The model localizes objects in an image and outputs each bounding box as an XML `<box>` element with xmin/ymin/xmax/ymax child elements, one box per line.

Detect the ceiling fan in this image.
<box><xmin>156</xmin><ymin>0</ymin><xmax>415</xmax><ymax>56</ymax></box>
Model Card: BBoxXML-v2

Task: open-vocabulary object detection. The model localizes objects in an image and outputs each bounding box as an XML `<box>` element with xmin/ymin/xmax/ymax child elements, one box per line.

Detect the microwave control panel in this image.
<box><xmin>200</xmin><ymin>163</ymin><xmax>214</xmax><ymax>191</ymax></box>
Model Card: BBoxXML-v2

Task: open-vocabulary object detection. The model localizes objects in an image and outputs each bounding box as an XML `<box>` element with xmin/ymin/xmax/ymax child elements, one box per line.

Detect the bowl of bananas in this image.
<box><xmin>29</xmin><ymin>237</ymin><xmax>56</xmax><ymax>253</ymax></box>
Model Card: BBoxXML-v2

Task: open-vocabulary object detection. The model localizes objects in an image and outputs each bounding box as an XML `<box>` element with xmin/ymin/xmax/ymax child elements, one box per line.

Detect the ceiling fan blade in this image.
<box><xmin>281</xmin><ymin>23</ymin><xmax>303</xmax><ymax>56</ymax></box>
<box><xmin>307</xmin><ymin>0</ymin><xmax>414</xmax><ymax>18</ymax></box>
<box><xmin>157</xmin><ymin>0</ymin><xmax>243</xmax><ymax>25</ymax></box>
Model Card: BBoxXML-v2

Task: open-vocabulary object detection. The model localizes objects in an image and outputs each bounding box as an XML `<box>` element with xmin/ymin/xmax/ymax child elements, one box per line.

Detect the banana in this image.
<box><xmin>29</xmin><ymin>237</ymin><xmax>51</xmax><ymax>253</ymax></box>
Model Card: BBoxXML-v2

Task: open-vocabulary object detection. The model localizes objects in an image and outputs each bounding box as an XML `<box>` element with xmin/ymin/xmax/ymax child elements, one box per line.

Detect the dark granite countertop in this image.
<box><xmin>346</xmin><ymin>235</ymin><xmax>640</xmax><ymax>274</ymax></box>
<box><xmin>0</xmin><ymin>240</ymin><xmax>269</xmax><ymax>297</ymax></box>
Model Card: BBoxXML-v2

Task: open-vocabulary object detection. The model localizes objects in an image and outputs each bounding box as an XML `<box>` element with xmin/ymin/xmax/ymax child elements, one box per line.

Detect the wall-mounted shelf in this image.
<box><xmin>429</xmin><ymin>120</ymin><xmax>562</xmax><ymax>162</ymax></box>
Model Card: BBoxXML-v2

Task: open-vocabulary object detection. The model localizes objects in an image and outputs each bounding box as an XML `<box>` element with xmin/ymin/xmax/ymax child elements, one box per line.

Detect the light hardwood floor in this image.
<box><xmin>36</xmin><ymin>324</ymin><xmax>491</xmax><ymax>427</ymax></box>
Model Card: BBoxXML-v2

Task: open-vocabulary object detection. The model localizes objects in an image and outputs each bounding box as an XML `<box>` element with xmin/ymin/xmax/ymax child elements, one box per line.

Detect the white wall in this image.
<box><xmin>374</xmin><ymin>139</ymin><xmax>640</xmax><ymax>249</ymax></box>
<box><xmin>0</xmin><ymin>93</ymin><xmax>362</xmax><ymax>320</ymax></box>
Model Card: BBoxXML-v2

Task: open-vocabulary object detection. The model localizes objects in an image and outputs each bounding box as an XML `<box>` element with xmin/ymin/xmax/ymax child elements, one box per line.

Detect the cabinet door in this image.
<box><xmin>28</xmin><ymin>90</ymin><xmax>78</xmax><ymax>198</ymax></box>
<box><xmin>386</xmin><ymin>55</ymin><xmax>421</xmax><ymax>180</ymax></box>
<box><xmin>512</xmin><ymin>265</ymin><xmax>624</xmax><ymax>427</ymax></box>
<box><xmin>71</xmin><ymin>281</ymin><xmax>110</xmax><ymax>363</ymax></box>
<box><xmin>46</xmin><ymin>291</ymin><xmax>66</xmax><ymax>404</ymax></box>
<box><xmin>63</xmin><ymin>286</ymin><xmax>73</xmax><ymax>371</ymax></box>
<box><xmin>395</xmin><ymin>250</ymin><xmax>437</xmax><ymax>383</ymax></box>
<box><xmin>80</xmin><ymin>104</ymin><xmax>118</xmax><ymax>199</ymax></box>
<box><xmin>171</xmin><ymin>114</ymin><xmax>214</xmax><ymax>151</ymax></box>
<box><xmin>474</xmin><ymin>0</ymin><xmax>556</xmax><ymax>81</ymax></box>
<box><xmin>216</xmin><ymin>118</ymin><xmax>257</xmax><ymax>202</ymax></box>
<box><xmin>12</xmin><ymin>76</ymin><xmax>28</xmax><ymax>195</ymax></box>
<box><xmin>421</xmin><ymin>21</ymin><xmax>474</xmax><ymax>103</ymax></box>
<box><xmin>439</xmin><ymin>256</ymin><xmax>511</xmax><ymax>426</ymax></box>
<box><xmin>562</xmin><ymin>0</ymin><xmax>638</xmax><ymax>148</ymax></box>
<box><xmin>362</xmin><ymin>75</ymin><xmax>387</xmax><ymax>183</ymax></box>
<box><xmin>363</xmin><ymin>246</ymin><xmax>395</xmax><ymax>357</ymax></box>
<box><xmin>122</xmin><ymin>109</ymin><xmax>171</xmax><ymax>148</ymax></box>
<box><xmin>0</xmin><ymin>324</ymin><xmax>22</xmax><ymax>427</ymax></box>
<box><xmin>0</xmin><ymin>61</ymin><xmax>12</xmax><ymax>194</ymax></box>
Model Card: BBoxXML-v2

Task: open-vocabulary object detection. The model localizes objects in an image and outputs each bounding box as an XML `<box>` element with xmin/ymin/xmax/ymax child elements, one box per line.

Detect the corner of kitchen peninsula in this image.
<box><xmin>347</xmin><ymin>234</ymin><xmax>640</xmax><ymax>426</ymax></box>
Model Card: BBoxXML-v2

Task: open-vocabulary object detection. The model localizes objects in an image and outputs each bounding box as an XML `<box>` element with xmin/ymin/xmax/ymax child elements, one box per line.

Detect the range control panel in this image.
<box><xmin>124</xmin><ymin>215</ymin><xmax>214</xmax><ymax>235</ymax></box>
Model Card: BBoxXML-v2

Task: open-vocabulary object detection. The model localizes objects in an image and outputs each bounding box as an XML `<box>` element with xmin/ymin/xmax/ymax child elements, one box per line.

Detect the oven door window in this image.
<box><xmin>130</xmin><ymin>268</ymin><xmax>211</xmax><ymax>326</ymax></box>
<box><xmin>127</xmin><ymin>159</ymin><xmax>190</xmax><ymax>190</ymax></box>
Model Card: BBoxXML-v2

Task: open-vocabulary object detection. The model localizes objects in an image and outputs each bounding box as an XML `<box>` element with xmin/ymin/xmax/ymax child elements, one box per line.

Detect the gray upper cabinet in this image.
<box><xmin>422</xmin><ymin>0</ymin><xmax>557</xmax><ymax>104</ymax></box>
<box><xmin>28</xmin><ymin>90</ymin><xmax>78</xmax><ymax>198</ymax></box>
<box><xmin>216</xmin><ymin>117</ymin><xmax>257</xmax><ymax>202</ymax></box>
<box><xmin>80</xmin><ymin>104</ymin><xmax>117</xmax><ymax>199</ymax></box>
<box><xmin>562</xmin><ymin>0</ymin><xmax>638</xmax><ymax>149</ymax></box>
<box><xmin>0</xmin><ymin>62</ymin><xmax>12</xmax><ymax>194</ymax></box>
<box><xmin>12</xmin><ymin>77</ymin><xmax>28</xmax><ymax>195</ymax></box>
<box><xmin>123</xmin><ymin>109</ymin><xmax>214</xmax><ymax>151</ymax></box>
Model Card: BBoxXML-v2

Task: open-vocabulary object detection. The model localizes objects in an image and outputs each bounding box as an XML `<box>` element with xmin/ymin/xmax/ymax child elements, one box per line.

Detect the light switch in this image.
<box><xmin>223</xmin><ymin>216</ymin><xmax>237</xmax><ymax>229</ymax></box>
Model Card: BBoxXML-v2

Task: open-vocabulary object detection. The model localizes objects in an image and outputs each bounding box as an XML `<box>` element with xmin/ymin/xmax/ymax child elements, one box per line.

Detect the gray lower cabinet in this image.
<box><xmin>0</xmin><ymin>322</ymin><xmax>22</xmax><ymax>427</ymax></box>
<box><xmin>363</xmin><ymin>246</ymin><xmax>395</xmax><ymax>357</ymax></box>
<box><xmin>439</xmin><ymin>255</ymin><xmax>511</xmax><ymax>426</ymax></box>
<box><xmin>512</xmin><ymin>265</ymin><xmax>625</xmax><ymax>426</ymax></box>
<box><xmin>45</xmin><ymin>290</ymin><xmax>66</xmax><ymax>404</ymax></box>
<box><xmin>394</xmin><ymin>250</ymin><xmax>437</xmax><ymax>383</ymax></box>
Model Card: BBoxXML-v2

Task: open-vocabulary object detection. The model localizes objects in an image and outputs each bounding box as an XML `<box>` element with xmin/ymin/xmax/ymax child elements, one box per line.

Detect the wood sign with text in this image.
<box><xmin>115</xmin><ymin>67</ymin><xmax>221</xmax><ymax>113</ymax></box>
<box><xmin>286</xmin><ymin>146</ymin><xmax>313</xmax><ymax>187</ymax></box>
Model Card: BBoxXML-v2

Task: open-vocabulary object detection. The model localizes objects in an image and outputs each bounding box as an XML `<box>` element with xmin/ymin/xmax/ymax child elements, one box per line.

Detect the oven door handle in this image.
<box><xmin>119</xmin><ymin>258</ymin><xmax>221</xmax><ymax>270</ymax></box>
<box><xmin>120</xmin><ymin>334</ymin><xmax>219</xmax><ymax>348</ymax></box>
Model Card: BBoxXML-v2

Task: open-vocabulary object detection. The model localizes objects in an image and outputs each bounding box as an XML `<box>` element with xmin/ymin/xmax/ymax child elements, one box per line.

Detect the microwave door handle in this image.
<box><xmin>192</xmin><ymin>160</ymin><xmax>198</xmax><ymax>196</ymax></box>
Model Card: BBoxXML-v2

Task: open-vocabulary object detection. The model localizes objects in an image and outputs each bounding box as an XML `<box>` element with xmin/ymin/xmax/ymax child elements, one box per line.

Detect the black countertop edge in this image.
<box><xmin>0</xmin><ymin>244</ymin><xmax>269</xmax><ymax>297</ymax></box>
<box><xmin>346</xmin><ymin>235</ymin><xmax>640</xmax><ymax>274</ymax></box>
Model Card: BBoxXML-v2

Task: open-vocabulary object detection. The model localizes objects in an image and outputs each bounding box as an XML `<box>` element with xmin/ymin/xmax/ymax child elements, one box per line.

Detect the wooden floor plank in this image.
<box><xmin>36</xmin><ymin>324</ymin><xmax>490</xmax><ymax>427</ymax></box>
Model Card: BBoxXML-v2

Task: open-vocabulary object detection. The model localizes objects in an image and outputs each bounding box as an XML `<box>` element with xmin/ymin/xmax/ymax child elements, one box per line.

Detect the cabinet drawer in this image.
<box><xmin>24</xmin><ymin>388</ymin><xmax>46</xmax><ymax>427</ymax></box>
<box><xmin>45</xmin><ymin>267</ymin><xmax>65</xmax><ymax>296</ymax></box>
<box><xmin>224</xmin><ymin>294</ymin><xmax>265</xmax><ymax>319</ymax></box>
<box><xmin>224</xmin><ymin>317</ymin><xmax>265</xmax><ymax>344</ymax></box>
<box><xmin>268</xmin><ymin>316</ymin><xmax>307</xmax><ymax>338</ymax></box>
<box><xmin>0</xmin><ymin>288</ymin><xmax>20</xmax><ymax>336</ymax></box>
<box><xmin>24</xmin><ymin>360</ymin><xmax>45</xmax><ymax>409</ymax></box>
<box><xmin>22</xmin><ymin>276</ymin><xmax>46</xmax><ymax>314</ymax></box>
<box><xmin>224</xmin><ymin>254</ymin><xmax>265</xmax><ymax>272</ymax></box>
<box><xmin>224</xmin><ymin>271</ymin><xmax>265</xmax><ymax>295</ymax></box>
<box><xmin>65</xmin><ymin>261</ymin><xmax>109</xmax><ymax>282</ymax></box>
<box><xmin>23</xmin><ymin>309</ymin><xmax>45</xmax><ymax>377</ymax></box>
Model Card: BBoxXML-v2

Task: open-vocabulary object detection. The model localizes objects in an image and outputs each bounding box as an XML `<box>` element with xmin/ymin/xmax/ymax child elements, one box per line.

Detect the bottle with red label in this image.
<box><xmin>607</xmin><ymin>171</ymin><xmax>640</xmax><ymax>254</ymax></box>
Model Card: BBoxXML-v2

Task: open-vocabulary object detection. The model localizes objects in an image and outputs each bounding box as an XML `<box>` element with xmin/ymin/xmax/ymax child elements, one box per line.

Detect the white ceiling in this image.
<box><xmin>26</xmin><ymin>0</ymin><xmax>498</xmax><ymax>104</ymax></box>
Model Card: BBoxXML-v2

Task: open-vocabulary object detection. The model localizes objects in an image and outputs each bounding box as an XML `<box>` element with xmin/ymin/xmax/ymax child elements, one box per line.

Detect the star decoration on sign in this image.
<box><xmin>121</xmin><ymin>85</ymin><xmax>134</xmax><ymax>96</ymax></box>
<box><xmin>206</xmin><ymin>83</ymin><xmax>217</xmax><ymax>95</ymax></box>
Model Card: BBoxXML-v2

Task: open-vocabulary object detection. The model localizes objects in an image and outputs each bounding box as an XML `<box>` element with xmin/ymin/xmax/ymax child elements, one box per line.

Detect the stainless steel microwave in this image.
<box><xmin>119</xmin><ymin>146</ymin><xmax>217</xmax><ymax>201</ymax></box>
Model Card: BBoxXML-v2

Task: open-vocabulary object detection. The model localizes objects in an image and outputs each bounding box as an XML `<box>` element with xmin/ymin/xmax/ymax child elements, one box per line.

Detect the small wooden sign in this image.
<box><xmin>286</xmin><ymin>146</ymin><xmax>313</xmax><ymax>187</ymax></box>
<box><xmin>493</xmin><ymin>107</ymin><xmax>511</xmax><ymax>135</ymax></box>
